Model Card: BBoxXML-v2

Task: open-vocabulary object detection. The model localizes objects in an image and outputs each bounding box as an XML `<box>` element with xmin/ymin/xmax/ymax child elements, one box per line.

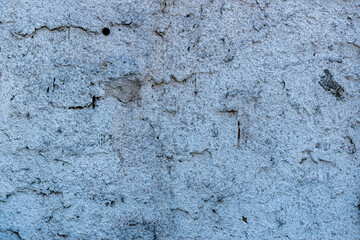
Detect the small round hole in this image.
<box><xmin>102</xmin><ymin>28</ymin><xmax>110</xmax><ymax>36</ymax></box>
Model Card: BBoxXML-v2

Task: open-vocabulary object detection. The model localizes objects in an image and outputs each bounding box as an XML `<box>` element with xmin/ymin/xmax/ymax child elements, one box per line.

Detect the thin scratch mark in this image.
<box><xmin>237</xmin><ymin>120</ymin><xmax>241</xmax><ymax>146</ymax></box>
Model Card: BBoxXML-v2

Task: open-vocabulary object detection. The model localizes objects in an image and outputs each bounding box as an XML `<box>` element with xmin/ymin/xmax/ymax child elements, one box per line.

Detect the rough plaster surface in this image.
<box><xmin>0</xmin><ymin>0</ymin><xmax>359</xmax><ymax>239</ymax></box>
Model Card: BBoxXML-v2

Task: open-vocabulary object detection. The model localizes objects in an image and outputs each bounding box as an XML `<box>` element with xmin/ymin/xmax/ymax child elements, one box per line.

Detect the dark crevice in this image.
<box><xmin>1</xmin><ymin>230</ymin><xmax>23</xmax><ymax>240</ymax></box>
<box><xmin>170</xmin><ymin>208</ymin><xmax>189</xmax><ymax>214</ymax></box>
<box><xmin>237</xmin><ymin>120</ymin><xmax>241</xmax><ymax>146</ymax></box>
<box><xmin>153</xmin><ymin>30</ymin><xmax>165</xmax><ymax>38</ymax></box>
<box><xmin>152</xmin><ymin>226</ymin><xmax>157</xmax><ymax>240</ymax></box>
<box><xmin>57</xmin><ymin>233</ymin><xmax>68</xmax><ymax>238</ymax></box>
<box><xmin>52</xmin><ymin>78</ymin><xmax>56</xmax><ymax>92</ymax></box>
<box><xmin>91</xmin><ymin>96</ymin><xmax>97</xmax><ymax>108</ymax></box>
<box><xmin>345</xmin><ymin>136</ymin><xmax>356</xmax><ymax>154</ymax></box>
<box><xmin>219</xmin><ymin>109</ymin><xmax>238</xmax><ymax>114</ymax></box>
<box><xmin>13</xmin><ymin>25</ymin><xmax>99</xmax><ymax>38</ymax></box>
<box><xmin>189</xmin><ymin>148</ymin><xmax>212</xmax><ymax>157</ymax></box>
<box><xmin>68</xmin><ymin>105</ymin><xmax>92</xmax><ymax>109</ymax></box>
<box><xmin>67</xmin><ymin>96</ymin><xmax>102</xmax><ymax>109</ymax></box>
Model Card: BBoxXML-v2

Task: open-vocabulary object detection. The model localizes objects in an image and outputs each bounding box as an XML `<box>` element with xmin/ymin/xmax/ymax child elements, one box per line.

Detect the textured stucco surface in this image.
<box><xmin>0</xmin><ymin>0</ymin><xmax>359</xmax><ymax>239</ymax></box>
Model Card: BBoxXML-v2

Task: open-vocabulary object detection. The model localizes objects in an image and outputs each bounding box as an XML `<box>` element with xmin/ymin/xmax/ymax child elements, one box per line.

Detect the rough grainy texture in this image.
<box><xmin>0</xmin><ymin>0</ymin><xmax>359</xmax><ymax>239</ymax></box>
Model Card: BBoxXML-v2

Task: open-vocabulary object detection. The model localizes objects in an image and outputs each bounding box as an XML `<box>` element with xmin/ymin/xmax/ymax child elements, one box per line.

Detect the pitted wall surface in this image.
<box><xmin>0</xmin><ymin>1</ymin><xmax>359</xmax><ymax>239</ymax></box>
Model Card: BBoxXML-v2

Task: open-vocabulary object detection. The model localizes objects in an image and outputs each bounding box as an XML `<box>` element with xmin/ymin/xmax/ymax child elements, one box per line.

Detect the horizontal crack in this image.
<box><xmin>49</xmin><ymin>96</ymin><xmax>102</xmax><ymax>110</ymax></box>
<box><xmin>12</xmin><ymin>25</ymin><xmax>99</xmax><ymax>38</ymax></box>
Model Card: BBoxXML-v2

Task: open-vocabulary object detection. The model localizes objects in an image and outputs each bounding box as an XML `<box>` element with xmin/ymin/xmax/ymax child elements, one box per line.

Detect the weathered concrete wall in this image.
<box><xmin>0</xmin><ymin>0</ymin><xmax>359</xmax><ymax>239</ymax></box>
